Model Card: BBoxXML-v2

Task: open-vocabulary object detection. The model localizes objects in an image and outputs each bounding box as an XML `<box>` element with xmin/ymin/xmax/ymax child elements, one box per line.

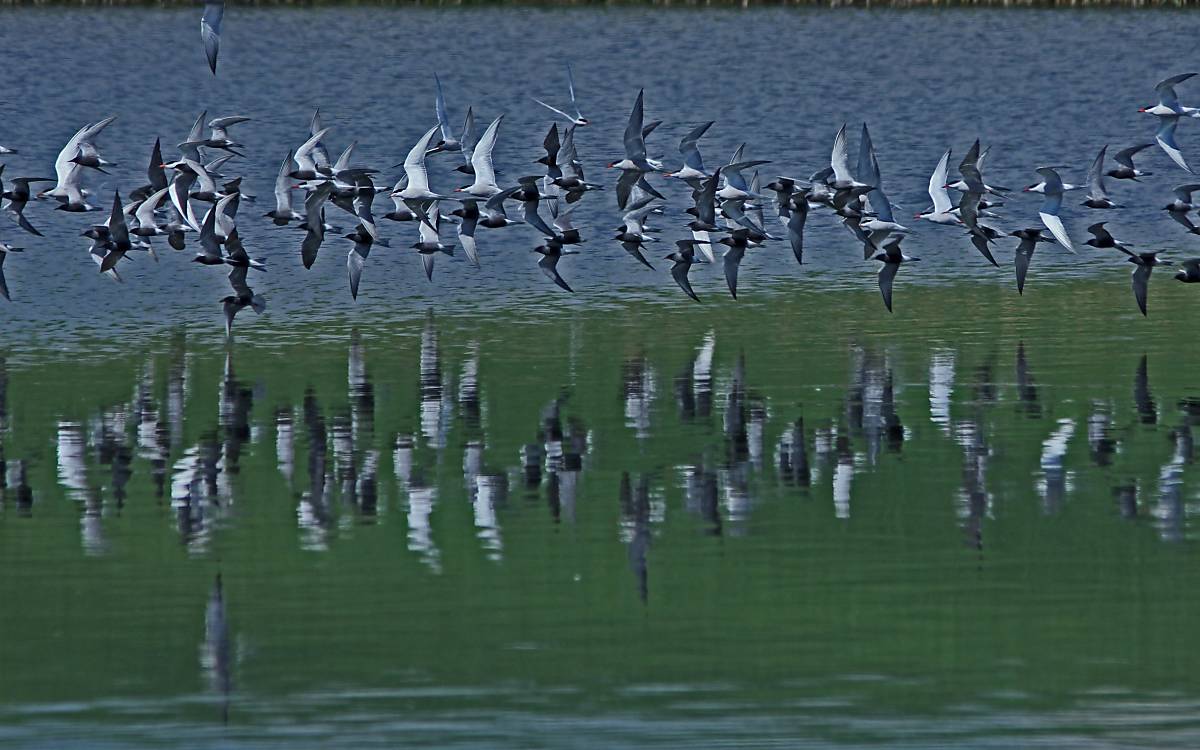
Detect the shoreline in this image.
<box><xmin>0</xmin><ymin>0</ymin><xmax>1196</xmax><ymax>7</ymax></box>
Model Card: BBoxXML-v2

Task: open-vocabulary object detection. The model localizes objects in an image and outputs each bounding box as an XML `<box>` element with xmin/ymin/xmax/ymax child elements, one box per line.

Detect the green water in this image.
<box><xmin>2</xmin><ymin>279</ymin><xmax>1200</xmax><ymax>748</ymax></box>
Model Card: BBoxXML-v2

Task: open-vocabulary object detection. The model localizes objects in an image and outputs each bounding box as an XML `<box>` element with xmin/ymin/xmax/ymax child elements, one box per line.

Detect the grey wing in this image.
<box><xmin>566</xmin><ymin>62</ymin><xmax>583</xmax><ymax>118</ymax></box>
<box><xmin>274</xmin><ymin>151</ymin><xmax>293</xmax><ymax>211</ymax></box>
<box><xmin>970</xmin><ymin>232</ymin><xmax>999</xmax><ymax>267</ymax></box>
<box><xmin>521</xmin><ymin>201</ymin><xmax>556</xmax><ymax>237</ymax></box>
<box><xmin>300</xmin><ymin>226</ymin><xmax>323</xmax><ymax>269</ymax></box>
<box><xmin>670</xmin><ymin>262</ymin><xmax>700</xmax><ymax>302</ymax></box>
<box><xmin>1132</xmin><ymin>263</ymin><xmax>1151</xmax><ymax>315</ymax></box>
<box><xmin>959</xmin><ymin>191</ymin><xmax>982</xmax><ymax>231</ymax></box>
<box><xmin>1087</xmin><ymin>146</ymin><xmax>1107</xmax><ymax>198</ymax></box>
<box><xmin>1156</xmin><ymin>117</ymin><xmax>1192</xmax><ymax>173</ymax></box>
<box><xmin>622</xmin><ymin>90</ymin><xmax>646</xmax><ymax>161</ymax></box>
<box><xmin>347</xmin><ymin>248</ymin><xmax>366</xmax><ymax>300</ymax></box>
<box><xmin>1113</xmin><ymin>143</ymin><xmax>1152</xmax><ymax>168</ymax></box>
<box><xmin>1169</xmin><ymin>210</ymin><xmax>1198</xmax><ymax>232</ymax></box>
<box><xmin>680</xmin><ymin>121</ymin><xmax>714</xmax><ymax>171</ymax></box>
<box><xmin>200</xmin><ymin>1</ymin><xmax>224</xmax><ymax>75</ymax></box>
<box><xmin>786</xmin><ymin>201</ymin><xmax>807</xmax><ymax>265</ymax></box>
<box><xmin>1157</xmin><ymin>72</ymin><xmax>1197</xmax><ymax>106</ymax></box>
<box><xmin>722</xmin><ymin>246</ymin><xmax>744</xmax><ymax>299</ymax></box>
<box><xmin>1087</xmin><ymin>222</ymin><xmax>1114</xmax><ymax>243</ymax></box>
<box><xmin>877</xmin><ymin>262</ymin><xmax>898</xmax><ymax>312</ymax></box>
<box><xmin>538</xmin><ymin>253</ymin><xmax>573</xmax><ymax>292</ymax></box>
<box><xmin>228</xmin><ymin>265</ymin><xmax>251</xmax><ymax>298</ymax></box>
<box><xmin>1014</xmin><ymin>240</ymin><xmax>1035</xmax><ymax>294</ymax></box>
<box><xmin>0</xmin><ymin>253</ymin><xmax>9</xmax><ymax>301</ymax></box>
<box><xmin>615</xmin><ymin>169</ymin><xmax>639</xmax><ymax>210</ymax></box>
<box><xmin>434</xmin><ymin>74</ymin><xmax>452</xmax><ymax>140</ymax></box>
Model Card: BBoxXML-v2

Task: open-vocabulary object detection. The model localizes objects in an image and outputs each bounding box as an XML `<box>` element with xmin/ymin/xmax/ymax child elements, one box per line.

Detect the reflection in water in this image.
<box><xmin>15</xmin><ymin>327</ymin><xmax>1197</xmax><ymax>566</ymax></box>
<box><xmin>199</xmin><ymin>573</ymin><xmax>232</xmax><ymax>724</ymax></box>
<box><xmin>619</xmin><ymin>472</ymin><xmax>650</xmax><ymax>604</ymax></box>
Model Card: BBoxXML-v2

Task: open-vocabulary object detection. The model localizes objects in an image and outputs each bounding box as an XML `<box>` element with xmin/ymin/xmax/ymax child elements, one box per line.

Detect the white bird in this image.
<box><xmin>1154</xmin><ymin>115</ymin><xmax>1193</xmax><ymax>173</ymax></box>
<box><xmin>458</xmin><ymin>115</ymin><xmax>503</xmax><ymax>198</ymax></box>
<box><xmin>915</xmin><ymin>149</ymin><xmax>958</xmax><ymax>225</ymax></box>
<box><xmin>1024</xmin><ymin>166</ymin><xmax>1079</xmax><ymax>253</ymax></box>
<box><xmin>533</xmin><ymin>63</ymin><xmax>589</xmax><ymax>127</ymax></box>
<box><xmin>1140</xmin><ymin>73</ymin><xmax>1200</xmax><ymax>118</ymax></box>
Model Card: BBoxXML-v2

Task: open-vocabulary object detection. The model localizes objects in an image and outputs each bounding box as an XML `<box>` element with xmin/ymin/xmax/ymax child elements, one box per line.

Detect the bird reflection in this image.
<box><xmin>929</xmin><ymin>349</ymin><xmax>955</xmax><ymax>436</ymax></box>
<box><xmin>1037</xmin><ymin>418</ymin><xmax>1076</xmax><ymax>514</ymax></box>
<box><xmin>776</xmin><ymin>418</ymin><xmax>811</xmax><ymax>488</ymax></box>
<box><xmin>395</xmin><ymin>435</ymin><xmax>441</xmax><ymax>572</ymax></box>
<box><xmin>622</xmin><ymin>355</ymin><xmax>655</xmax><ymax>440</ymax></box>
<box><xmin>1134</xmin><ymin>355</ymin><xmax>1157</xmax><ymax>425</ymax></box>
<box><xmin>1015</xmin><ymin>342</ymin><xmax>1041</xmax><ymax>419</ymax></box>
<box><xmin>1088</xmin><ymin>401</ymin><xmax>1118</xmax><ymax>468</ymax></box>
<box><xmin>199</xmin><ymin>573</ymin><xmax>232</xmax><ymax>724</ymax></box>
<box><xmin>298</xmin><ymin>388</ymin><xmax>333</xmax><ymax>551</ymax></box>
<box><xmin>419</xmin><ymin>319</ymin><xmax>451</xmax><ymax>450</ymax></box>
<box><xmin>618</xmin><ymin>472</ymin><xmax>650</xmax><ymax>604</ymax></box>
<box><xmin>5</xmin><ymin>459</ymin><xmax>32</xmax><ymax>516</ymax></box>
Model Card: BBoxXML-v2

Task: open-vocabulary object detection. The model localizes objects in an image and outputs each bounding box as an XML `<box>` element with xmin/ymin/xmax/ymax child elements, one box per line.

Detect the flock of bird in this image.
<box><xmin>3</xmin><ymin>9</ymin><xmax>1200</xmax><ymax>334</ymax></box>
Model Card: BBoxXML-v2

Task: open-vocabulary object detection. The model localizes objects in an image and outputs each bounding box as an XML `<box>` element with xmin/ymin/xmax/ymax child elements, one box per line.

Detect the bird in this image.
<box><xmin>608</xmin><ymin>90</ymin><xmax>659</xmax><ymax>209</ymax></box>
<box><xmin>1025</xmin><ymin>166</ymin><xmax>1078</xmax><ymax>252</ymax></box>
<box><xmin>429</xmin><ymin>74</ymin><xmax>468</xmax><ymax>155</ymax></box>
<box><xmin>1175</xmin><ymin>257</ymin><xmax>1200</xmax><ymax>283</ymax></box>
<box><xmin>534</xmin><ymin>238</ymin><xmax>576</xmax><ymax>292</ymax></box>
<box><xmin>1082</xmin><ymin>146</ymin><xmax>1117</xmax><ymax>209</ymax></box>
<box><xmin>200</xmin><ymin>0</ymin><xmax>224</xmax><ymax>75</ymax></box>
<box><xmin>873</xmin><ymin>235</ymin><xmax>918</xmax><ymax>313</ymax></box>
<box><xmin>1107</xmin><ymin>144</ymin><xmax>1154</xmax><ymax>180</ymax></box>
<box><xmin>396</xmin><ymin>126</ymin><xmax>452</xmax><ymax>224</ymax></box>
<box><xmin>533</xmin><ymin>63</ymin><xmax>589</xmax><ymax>127</ymax></box>
<box><xmin>1084</xmin><ymin>222</ymin><xmax>1132</xmax><ymax>253</ymax></box>
<box><xmin>1153</xmin><ymin>115</ymin><xmax>1193</xmax><ymax>173</ymax></box>
<box><xmin>718</xmin><ymin>229</ymin><xmax>752</xmax><ymax>300</ymax></box>
<box><xmin>916</xmin><ymin>150</ymin><xmax>958</xmax><ymax>225</ymax></box>
<box><xmin>665</xmin><ymin>240</ymin><xmax>703</xmax><ymax>302</ymax></box>
<box><xmin>458</xmin><ymin>115</ymin><xmax>503</xmax><ymax>199</ymax></box>
<box><xmin>98</xmin><ymin>192</ymin><xmax>134</xmax><ymax>273</ymax></box>
<box><xmin>1117</xmin><ymin>248</ymin><xmax>1170</xmax><ymax>316</ymax></box>
<box><xmin>1010</xmin><ymin>228</ymin><xmax>1055</xmax><ymax>295</ymax></box>
<box><xmin>223</xmin><ymin>266</ymin><xmax>266</xmax><ymax>337</ymax></box>
<box><xmin>264</xmin><ymin>151</ymin><xmax>301</xmax><ymax>225</ymax></box>
<box><xmin>345</xmin><ymin>224</ymin><xmax>373</xmax><ymax>300</ymax></box>
<box><xmin>1163</xmin><ymin>183</ymin><xmax>1200</xmax><ymax>233</ymax></box>
<box><xmin>412</xmin><ymin>202</ymin><xmax>454</xmax><ymax>280</ymax></box>
<box><xmin>3</xmin><ymin>174</ymin><xmax>55</xmax><ymax>236</ymax></box>
<box><xmin>1141</xmin><ymin>73</ymin><xmax>1200</xmax><ymax>118</ymax></box>
<box><xmin>664</xmin><ymin>121</ymin><xmax>715</xmax><ymax>186</ymax></box>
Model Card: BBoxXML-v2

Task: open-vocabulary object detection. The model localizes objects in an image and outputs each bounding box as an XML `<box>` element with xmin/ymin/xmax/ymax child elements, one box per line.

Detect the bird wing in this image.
<box><xmin>722</xmin><ymin>245</ymin><xmax>744</xmax><ymax>300</ymax></box>
<box><xmin>108</xmin><ymin>192</ymin><xmax>129</xmax><ymax>246</ymax></box>
<box><xmin>1038</xmin><ymin>207</ymin><xmax>1075</xmax><ymax>253</ymax></box>
<box><xmin>1087</xmin><ymin>222</ymin><xmax>1114</xmax><ymax>243</ymax></box>
<box><xmin>1014</xmin><ymin>239</ymin><xmax>1035</xmax><ymax>294</ymax></box>
<box><xmin>680</xmin><ymin>121</ymin><xmax>714</xmax><ymax>172</ymax></box>
<box><xmin>1156</xmin><ymin>116</ymin><xmax>1193</xmax><ymax>173</ymax></box>
<box><xmin>670</xmin><ymin>261</ymin><xmax>700</xmax><ymax>302</ymax></box>
<box><xmin>1113</xmin><ymin>143</ymin><xmax>1152</xmax><ymax>169</ymax></box>
<box><xmin>1086</xmin><ymin>145</ymin><xmax>1108</xmax><ymax>200</ymax></box>
<box><xmin>830</xmin><ymin>124</ymin><xmax>853</xmax><ymax>184</ymax></box>
<box><xmin>135</xmin><ymin>187</ymin><xmax>169</xmax><ymax>228</ymax></box>
<box><xmin>274</xmin><ymin>150</ymin><xmax>293</xmax><ymax>212</ymax></box>
<box><xmin>538</xmin><ymin>252</ymin><xmax>572</xmax><ymax>292</ymax></box>
<box><xmin>623</xmin><ymin>90</ymin><xmax>647</xmax><ymax>161</ymax></box>
<box><xmin>471</xmin><ymin>116</ymin><xmax>503</xmax><ymax>189</ymax></box>
<box><xmin>1156</xmin><ymin>72</ymin><xmax>1197</xmax><ymax>107</ymax></box>
<box><xmin>200</xmin><ymin>0</ymin><xmax>224</xmax><ymax>74</ymax></box>
<box><xmin>404</xmin><ymin>126</ymin><xmax>440</xmax><ymax>193</ymax></box>
<box><xmin>877</xmin><ymin>262</ymin><xmax>898</xmax><ymax>312</ymax></box>
<box><xmin>434</xmin><ymin>74</ymin><xmax>453</xmax><ymax>141</ymax></box>
<box><xmin>929</xmin><ymin>149</ymin><xmax>953</xmax><ymax>213</ymax></box>
<box><xmin>1132</xmin><ymin>263</ymin><xmax>1151</xmax><ymax>316</ymax></box>
<box><xmin>566</xmin><ymin>62</ymin><xmax>583</xmax><ymax>119</ymax></box>
<box><xmin>347</xmin><ymin>247</ymin><xmax>366</xmax><ymax>300</ymax></box>
<box><xmin>786</xmin><ymin>201</ymin><xmax>807</xmax><ymax>265</ymax></box>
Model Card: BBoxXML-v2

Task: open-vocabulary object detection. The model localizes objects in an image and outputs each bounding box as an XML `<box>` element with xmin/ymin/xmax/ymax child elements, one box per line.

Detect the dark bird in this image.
<box><xmin>666</xmin><ymin>240</ymin><xmax>703</xmax><ymax>302</ymax></box>
<box><xmin>1011</xmin><ymin>227</ymin><xmax>1055</xmax><ymax>295</ymax></box>
<box><xmin>1175</xmin><ymin>257</ymin><xmax>1200</xmax><ymax>283</ymax></box>
<box><xmin>1118</xmin><ymin>248</ymin><xmax>1170</xmax><ymax>316</ymax></box>
<box><xmin>1084</xmin><ymin>222</ymin><xmax>1132</xmax><ymax>252</ymax></box>
<box><xmin>534</xmin><ymin>238</ymin><xmax>576</xmax><ymax>292</ymax></box>
<box><xmin>873</xmin><ymin>235</ymin><xmax>919</xmax><ymax>313</ymax></box>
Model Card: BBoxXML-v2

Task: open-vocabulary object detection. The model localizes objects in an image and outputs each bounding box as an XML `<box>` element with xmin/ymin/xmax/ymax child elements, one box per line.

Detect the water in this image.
<box><xmin>3</xmin><ymin>5</ymin><xmax>1200</xmax><ymax>748</ymax></box>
